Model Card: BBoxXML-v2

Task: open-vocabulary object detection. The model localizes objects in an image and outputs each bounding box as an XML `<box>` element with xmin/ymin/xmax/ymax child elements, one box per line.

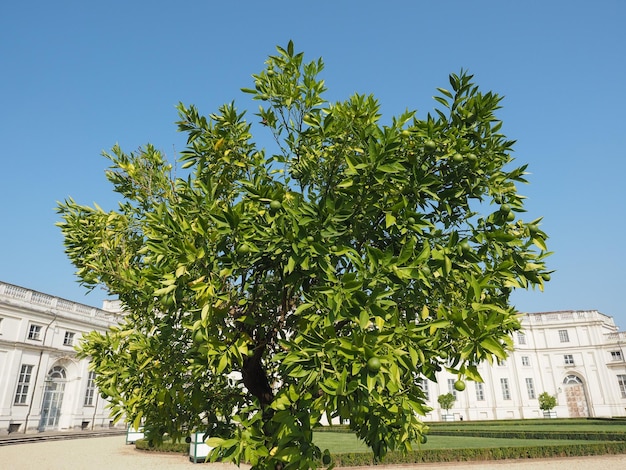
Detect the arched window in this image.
<box><xmin>563</xmin><ymin>374</ymin><xmax>582</xmax><ymax>385</ymax></box>
<box><xmin>47</xmin><ymin>366</ymin><xmax>66</xmax><ymax>380</ymax></box>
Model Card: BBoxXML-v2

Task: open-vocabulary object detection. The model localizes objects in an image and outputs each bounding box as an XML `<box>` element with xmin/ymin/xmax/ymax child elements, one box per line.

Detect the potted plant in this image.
<box><xmin>538</xmin><ymin>392</ymin><xmax>557</xmax><ymax>418</ymax></box>
<box><xmin>438</xmin><ymin>393</ymin><xmax>456</xmax><ymax>421</ymax></box>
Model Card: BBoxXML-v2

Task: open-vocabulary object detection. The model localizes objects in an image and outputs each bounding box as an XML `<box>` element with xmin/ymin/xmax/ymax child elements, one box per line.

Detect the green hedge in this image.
<box><xmin>428</xmin><ymin>429</ymin><xmax>626</xmax><ymax>441</ymax></box>
<box><xmin>314</xmin><ymin>424</ymin><xmax>351</xmax><ymax>433</ymax></box>
<box><xmin>431</xmin><ymin>417</ymin><xmax>626</xmax><ymax>427</ymax></box>
<box><xmin>331</xmin><ymin>442</ymin><xmax>626</xmax><ymax>466</ymax></box>
<box><xmin>135</xmin><ymin>438</ymin><xmax>189</xmax><ymax>453</ymax></box>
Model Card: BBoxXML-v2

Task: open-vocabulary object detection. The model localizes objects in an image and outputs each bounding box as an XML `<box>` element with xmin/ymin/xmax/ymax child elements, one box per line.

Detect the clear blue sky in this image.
<box><xmin>1</xmin><ymin>1</ymin><xmax>625</xmax><ymax>327</ymax></box>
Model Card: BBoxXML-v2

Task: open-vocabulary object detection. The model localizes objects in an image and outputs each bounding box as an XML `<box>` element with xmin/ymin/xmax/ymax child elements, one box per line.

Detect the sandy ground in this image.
<box><xmin>1</xmin><ymin>435</ymin><xmax>626</xmax><ymax>470</ymax></box>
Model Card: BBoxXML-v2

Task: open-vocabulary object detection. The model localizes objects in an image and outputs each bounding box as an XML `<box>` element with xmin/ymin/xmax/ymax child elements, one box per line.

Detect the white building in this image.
<box><xmin>3</xmin><ymin>280</ymin><xmax>626</xmax><ymax>432</ymax></box>
<box><xmin>423</xmin><ymin>310</ymin><xmax>626</xmax><ymax>421</ymax></box>
<box><xmin>0</xmin><ymin>281</ymin><xmax>123</xmax><ymax>434</ymax></box>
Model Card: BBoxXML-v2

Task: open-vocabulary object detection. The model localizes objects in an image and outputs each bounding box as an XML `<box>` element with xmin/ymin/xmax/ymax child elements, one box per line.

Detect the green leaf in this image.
<box><xmin>153</xmin><ymin>284</ymin><xmax>176</xmax><ymax>296</ymax></box>
<box><xmin>205</xmin><ymin>437</ymin><xmax>226</xmax><ymax>447</ymax></box>
<box><xmin>480</xmin><ymin>337</ymin><xmax>507</xmax><ymax>359</ymax></box>
<box><xmin>533</xmin><ymin>236</ymin><xmax>548</xmax><ymax>251</ymax></box>
<box><xmin>385</xmin><ymin>213</ymin><xmax>396</xmax><ymax>228</ymax></box>
<box><xmin>359</xmin><ymin>310</ymin><xmax>370</xmax><ymax>329</ymax></box>
<box><xmin>286</xmin><ymin>256</ymin><xmax>296</xmax><ymax>274</ymax></box>
<box><xmin>428</xmin><ymin>319</ymin><xmax>449</xmax><ymax>335</ymax></box>
<box><xmin>433</xmin><ymin>95</ymin><xmax>450</xmax><ymax>108</ymax></box>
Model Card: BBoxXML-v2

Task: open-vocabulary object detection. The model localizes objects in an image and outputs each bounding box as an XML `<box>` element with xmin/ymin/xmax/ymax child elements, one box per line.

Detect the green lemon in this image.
<box><xmin>367</xmin><ymin>357</ymin><xmax>382</xmax><ymax>373</ymax></box>
<box><xmin>193</xmin><ymin>329</ymin><xmax>204</xmax><ymax>346</ymax></box>
<box><xmin>161</xmin><ymin>295</ymin><xmax>175</xmax><ymax>308</ymax></box>
<box><xmin>237</xmin><ymin>244</ymin><xmax>251</xmax><ymax>255</ymax></box>
<box><xmin>454</xmin><ymin>379</ymin><xmax>466</xmax><ymax>391</ymax></box>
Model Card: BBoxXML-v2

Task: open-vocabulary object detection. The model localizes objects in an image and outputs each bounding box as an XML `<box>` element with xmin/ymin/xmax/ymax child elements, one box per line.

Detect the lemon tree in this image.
<box><xmin>59</xmin><ymin>42</ymin><xmax>550</xmax><ymax>469</ymax></box>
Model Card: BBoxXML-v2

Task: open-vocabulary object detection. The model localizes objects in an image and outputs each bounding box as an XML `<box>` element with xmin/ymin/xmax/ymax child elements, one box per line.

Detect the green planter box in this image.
<box><xmin>189</xmin><ymin>431</ymin><xmax>213</xmax><ymax>463</ymax></box>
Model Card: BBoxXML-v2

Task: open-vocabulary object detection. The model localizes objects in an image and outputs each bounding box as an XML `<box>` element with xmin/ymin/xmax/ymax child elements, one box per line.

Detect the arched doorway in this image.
<box><xmin>563</xmin><ymin>374</ymin><xmax>589</xmax><ymax>417</ymax></box>
<box><xmin>39</xmin><ymin>366</ymin><xmax>66</xmax><ymax>431</ymax></box>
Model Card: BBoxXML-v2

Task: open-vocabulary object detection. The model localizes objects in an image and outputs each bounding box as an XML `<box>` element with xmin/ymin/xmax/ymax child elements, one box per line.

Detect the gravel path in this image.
<box><xmin>0</xmin><ymin>435</ymin><xmax>625</xmax><ymax>469</ymax></box>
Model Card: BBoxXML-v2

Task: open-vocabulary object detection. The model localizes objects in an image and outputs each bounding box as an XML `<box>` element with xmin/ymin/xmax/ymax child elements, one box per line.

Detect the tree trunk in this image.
<box><xmin>241</xmin><ymin>345</ymin><xmax>273</xmax><ymax>406</ymax></box>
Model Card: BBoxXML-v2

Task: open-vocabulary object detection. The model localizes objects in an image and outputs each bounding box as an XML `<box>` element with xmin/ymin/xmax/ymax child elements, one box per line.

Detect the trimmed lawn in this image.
<box><xmin>312</xmin><ymin>431</ymin><xmax>610</xmax><ymax>454</ymax></box>
<box><xmin>430</xmin><ymin>418</ymin><xmax>626</xmax><ymax>433</ymax></box>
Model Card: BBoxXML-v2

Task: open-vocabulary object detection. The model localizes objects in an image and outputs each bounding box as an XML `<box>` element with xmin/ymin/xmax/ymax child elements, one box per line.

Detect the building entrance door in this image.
<box><xmin>39</xmin><ymin>366</ymin><xmax>66</xmax><ymax>431</ymax></box>
<box><xmin>563</xmin><ymin>374</ymin><xmax>589</xmax><ymax>417</ymax></box>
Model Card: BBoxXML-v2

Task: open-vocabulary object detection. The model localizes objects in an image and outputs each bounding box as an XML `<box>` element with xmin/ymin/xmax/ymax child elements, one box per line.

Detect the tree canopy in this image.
<box><xmin>437</xmin><ymin>393</ymin><xmax>456</xmax><ymax>412</ymax></box>
<box><xmin>58</xmin><ymin>41</ymin><xmax>550</xmax><ymax>469</ymax></box>
<box><xmin>538</xmin><ymin>392</ymin><xmax>558</xmax><ymax>411</ymax></box>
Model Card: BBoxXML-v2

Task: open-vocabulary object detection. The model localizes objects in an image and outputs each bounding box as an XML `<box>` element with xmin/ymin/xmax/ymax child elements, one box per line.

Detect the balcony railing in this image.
<box><xmin>0</xmin><ymin>281</ymin><xmax>118</xmax><ymax>322</ymax></box>
<box><xmin>525</xmin><ymin>310</ymin><xmax>609</xmax><ymax>324</ymax></box>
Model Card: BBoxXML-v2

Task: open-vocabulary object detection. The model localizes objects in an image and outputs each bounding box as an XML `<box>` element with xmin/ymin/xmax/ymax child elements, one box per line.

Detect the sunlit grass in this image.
<box><xmin>428</xmin><ymin>418</ymin><xmax>626</xmax><ymax>438</ymax></box>
<box><xmin>312</xmin><ymin>426</ymin><xmax>623</xmax><ymax>454</ymax></box>
<box><xmin>143</xmin><ymin>419</ymin><xmax>626</xmax><ymax>457</ymax></box>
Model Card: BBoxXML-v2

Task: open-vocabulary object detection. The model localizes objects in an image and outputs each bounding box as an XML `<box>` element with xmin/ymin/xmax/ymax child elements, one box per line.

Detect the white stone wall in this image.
<box><xmin>421</xmin><ymin>310</ymin><xmax>626</xmax><ymax>421</ymax></box>
<box><xmin>0</xmin><ymin>281</ymin><xmax>123</xmax><ymax>434</ymax></box>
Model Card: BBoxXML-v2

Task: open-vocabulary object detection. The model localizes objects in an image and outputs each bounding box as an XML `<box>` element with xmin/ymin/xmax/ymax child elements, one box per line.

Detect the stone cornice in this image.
<box><xmin>0</xmin><ymin>281</ymin><xmax>121</xmax><ymax>329</ymax></box>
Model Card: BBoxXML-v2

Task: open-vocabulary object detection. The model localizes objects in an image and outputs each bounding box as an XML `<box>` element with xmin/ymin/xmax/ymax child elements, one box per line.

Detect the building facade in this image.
<box><xmin>0</xmin><ymin>281</ymin><xmax>122</xmax><ymax>434</ymax></box>
<box><xmin>2</xmin><ymin>279</ymin><xmax>626</xmax><ymax>432</ymax></box>
<box><xmin>422</xmin><ymin>310</ymin><xmax>626</xmax><ymax>421</ymax></box>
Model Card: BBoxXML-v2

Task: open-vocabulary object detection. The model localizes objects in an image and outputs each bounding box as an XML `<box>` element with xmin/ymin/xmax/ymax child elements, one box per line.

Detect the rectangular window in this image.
<box><xmin>418</xmin><ymin>378</ymin><xmax>430</xmax><ymax>401</ymax></box>
<box><xmin>525</xmin><ymin>378</ymin><xmax>536</xmax><ymax>399</ymax></box>
<box><xmin>558</xmin><ymin>329</ymin><xmax>570</xmax><ymax>343</ymax></box>
<box><xmin>27</xmin><ymin>324</ymin><xmax>42</xmax><ymax>341</ymax></box>
<box><xmin>610</xmin><ymin>351</ymin><xmax>623</xmax><ymax>361</ymax></box>
<box><xmin>521</xmin><ymin>356</ymin><xmax>530</xmax><ymax>366</ymax></box>
<box><xmin>84</xmin><ymin>371</ymin><xmax>97</xmax><ymax>406</ymax></box>
<box><xmin>0</xmin><ymin>317</ymin><xmax>3</xmax><ymax>335</ymax></box>
<box><xmin>618</xmin><ymin>375</ymin><xmax>626</xmax><ymax>399</ymax></box>
<box><xmin>448</xmin><ymin>378</ymin><xmax>457</xmax><ymax>398</ymax></box>
<box><xmin>63</xmin><ymin>331</ymin><xmax>75</xmax><ymax>346</ymax></box>
<box><xmin>475</xmin><ymin>382</ymin><xmax>485</xmax><ymax>401</ymax></box>
<box><xmin>517</xmin><ymin>332</ymin><xmax>527</xmax><ymax>345</ymax></box>
<box><xmin>564</xmin><ymin>354</ymin><xmax>575</xmax><ymax>365</ymax></box>
<box><xmin>500</xmin><ymin>378</ymin><xmax>511</xmax><ymax>400</ymax></box>
<box><xmin>14</xmin><ymin>365</ymin><xmax>34</xmax><ymax>404</ymax></box>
